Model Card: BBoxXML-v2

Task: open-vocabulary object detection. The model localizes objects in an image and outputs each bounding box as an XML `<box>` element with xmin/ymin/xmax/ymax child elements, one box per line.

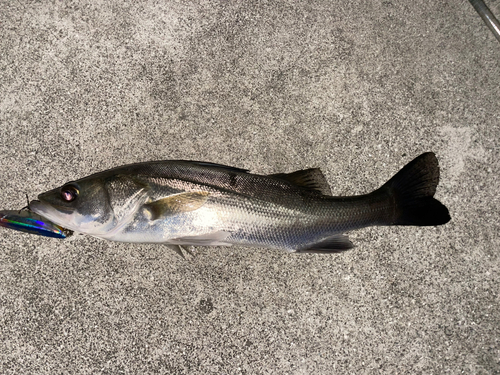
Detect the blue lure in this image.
<box><xmin>0</xmin><ymin>210</ymin><xmax>71</xmax><ymax>239</ymax></box>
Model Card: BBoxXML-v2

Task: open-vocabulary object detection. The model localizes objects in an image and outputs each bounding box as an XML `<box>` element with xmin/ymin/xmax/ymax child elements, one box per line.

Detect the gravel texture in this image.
<box><xmin>1</xmin><ymin>0</ymin><xmax>499</xmax><ymax>373</ymax></box>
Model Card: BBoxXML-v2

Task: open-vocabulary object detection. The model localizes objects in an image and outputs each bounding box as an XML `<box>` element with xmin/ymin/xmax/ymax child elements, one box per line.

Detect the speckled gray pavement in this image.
<box><xmin>1</xmin><ymin>1</ymin><xmax>499</xmax><ymax>373</ymax></box>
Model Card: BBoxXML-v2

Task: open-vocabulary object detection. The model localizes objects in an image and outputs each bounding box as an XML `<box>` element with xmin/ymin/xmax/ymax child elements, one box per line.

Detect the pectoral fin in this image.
<box><xmin>144</xmin><ymin>191</ymin><xmax>209</xmax><ymax>220</ymax></box>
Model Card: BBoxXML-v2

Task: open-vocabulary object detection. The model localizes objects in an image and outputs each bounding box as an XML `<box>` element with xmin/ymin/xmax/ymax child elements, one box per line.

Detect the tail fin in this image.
<box><xmin>381</xmin><ymin>152</ymin><xmax>450</xmax><ymax>226</ymax></box>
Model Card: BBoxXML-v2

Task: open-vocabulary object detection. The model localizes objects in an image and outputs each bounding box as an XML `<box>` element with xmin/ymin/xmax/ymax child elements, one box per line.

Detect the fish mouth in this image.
<box><xmin>29</xmin><ymin>200</ymin><xmax>73</xmax><ymax>230</ymax></box>
<box><xmin>32</xmin><ymin>196</ymin><xmax>75</xmax><ymax>214</ymax></box>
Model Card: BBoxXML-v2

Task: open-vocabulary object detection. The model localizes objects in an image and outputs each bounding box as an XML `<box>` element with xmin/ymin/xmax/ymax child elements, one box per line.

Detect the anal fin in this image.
<box><xmin>296</xmin><ymin>234</ymin><xmax>354</xmax><ymax>254</ymax></box>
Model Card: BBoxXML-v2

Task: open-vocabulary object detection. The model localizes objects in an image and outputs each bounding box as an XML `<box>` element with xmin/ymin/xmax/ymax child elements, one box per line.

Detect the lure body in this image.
<box><xmin>0</xmin><ymin>210</ymin><xmax>71</xmax><ymax>239</ymax></box>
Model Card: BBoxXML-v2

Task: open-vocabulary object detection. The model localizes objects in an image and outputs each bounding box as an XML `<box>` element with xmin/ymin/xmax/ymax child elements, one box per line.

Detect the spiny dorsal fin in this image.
<box><xmin>296</xmin><ymin>234</ymin><xmax>354</xmax><ymax>253</ymax></box>
<box><xmin>270</xmin><ymin>168</ymin><xmax>332</xmax><ymax>195</ymax></box>
<box><xmin>185</xmin><ymin>161</ymin><xmax>249</xmax><ymax>174</ymax></box>
<box><xmin>144</xmin><ymin>191</ymin><xmax>209</xmax><ymax>220</ymax></box>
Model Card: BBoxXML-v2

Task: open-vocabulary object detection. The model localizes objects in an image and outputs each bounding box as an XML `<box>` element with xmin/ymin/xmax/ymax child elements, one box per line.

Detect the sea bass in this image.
<box><xmin>29</xmin><ymin>153</ymin><xmax>450</xmax><ymax>253</ymax></box>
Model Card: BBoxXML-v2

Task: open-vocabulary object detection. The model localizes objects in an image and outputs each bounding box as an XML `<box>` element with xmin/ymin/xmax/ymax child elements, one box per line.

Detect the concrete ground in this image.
<box><xmin>1</xmin><ymin>0</ymin><xmax>499</xmax><ymax>373</ymax></box>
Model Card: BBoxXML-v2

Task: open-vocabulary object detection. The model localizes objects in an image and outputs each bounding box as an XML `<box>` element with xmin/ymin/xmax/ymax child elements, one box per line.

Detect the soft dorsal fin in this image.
<box><xmin>144</xmin><ymin>191</ymin><xmax>209</xmax><ymax>220</ymax></box>
<box><xmin>269</xmin><ymin>168</ymin><xmax>332</xmax><ymax>195</ymax></box>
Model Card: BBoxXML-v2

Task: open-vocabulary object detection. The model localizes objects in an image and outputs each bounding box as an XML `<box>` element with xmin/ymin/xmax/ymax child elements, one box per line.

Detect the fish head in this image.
<box><xmin>31</xmin><ymin>172</ymin><xmax>151</xmax><ymax>236</ymax></box>
<box><xmin>30</xmin><ymin>177</ymin><xmax>117</xmax><ymax>236</ymax></box>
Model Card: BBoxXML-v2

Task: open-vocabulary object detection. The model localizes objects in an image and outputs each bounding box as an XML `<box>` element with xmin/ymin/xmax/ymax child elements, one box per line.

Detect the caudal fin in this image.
<box><xmin>381</xmin><ymin>152</ymin><xmax>450</xmax><ymax>226</ymax></box>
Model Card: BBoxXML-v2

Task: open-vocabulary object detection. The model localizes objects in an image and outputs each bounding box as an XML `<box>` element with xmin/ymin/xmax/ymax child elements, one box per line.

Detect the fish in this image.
<box><xmin>29</xmin><ymin>152</ymin><xmax>450</xmax><ymax>254</ymax></box>
<box><xmin>0</xmin><ymin>209</ymin><xmax>72</xmax><ymax>239</ymax></box>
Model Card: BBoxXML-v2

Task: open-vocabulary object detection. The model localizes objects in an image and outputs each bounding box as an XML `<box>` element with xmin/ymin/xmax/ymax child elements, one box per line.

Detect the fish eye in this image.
<box><xmin>60</xmin><ymin>184</ymin><xmax>79</xmax><ymax>202</ymax></box>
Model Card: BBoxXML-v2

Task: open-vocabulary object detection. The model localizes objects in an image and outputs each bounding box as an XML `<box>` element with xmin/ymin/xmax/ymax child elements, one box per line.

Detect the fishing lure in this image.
<box><xmin>0</xmin><ymin>209</ymin><xmax>72</xmax><ymax>239</ymax></box>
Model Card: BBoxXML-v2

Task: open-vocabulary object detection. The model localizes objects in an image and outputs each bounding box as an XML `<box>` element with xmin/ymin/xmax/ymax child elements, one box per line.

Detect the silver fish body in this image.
<box><xmin>30</xmin><ymin>153</ymin><xmax>450</xmax><ymax>253</ymax></box>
